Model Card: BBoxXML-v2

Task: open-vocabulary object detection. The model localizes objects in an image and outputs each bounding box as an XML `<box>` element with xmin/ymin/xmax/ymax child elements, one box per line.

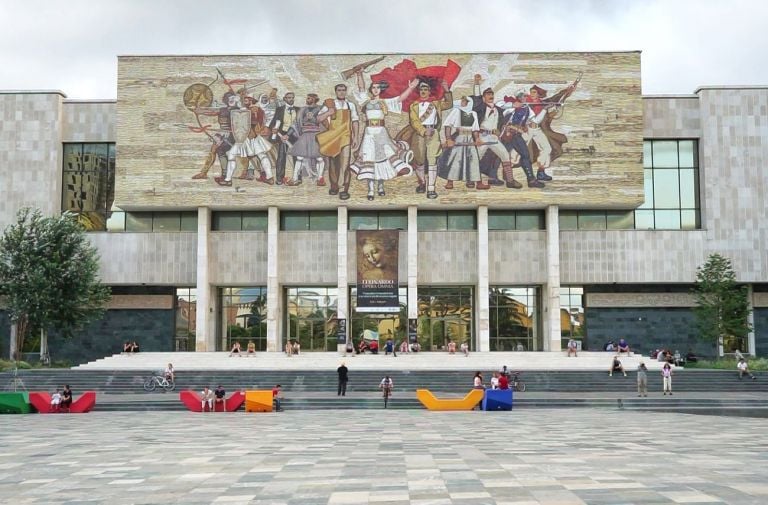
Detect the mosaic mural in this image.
<box><xmin>116</xmin><ymin>53</ymin><xmax>642</xmax><ymax>208</ymax></box>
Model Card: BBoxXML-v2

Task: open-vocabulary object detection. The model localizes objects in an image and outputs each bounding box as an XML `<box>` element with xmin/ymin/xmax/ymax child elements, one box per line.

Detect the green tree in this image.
<box><xmin>0</xmin><ymin>208</ymin><xmax>111</xmax><ymax>363</ymax></box>
<box><xmin>693</xmin><ymin>253</ymin><xmax>752</xmax><ymax>355</ymax></box>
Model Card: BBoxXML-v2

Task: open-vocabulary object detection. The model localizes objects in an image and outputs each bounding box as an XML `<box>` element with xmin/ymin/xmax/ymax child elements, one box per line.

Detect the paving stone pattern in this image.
<box><xmin>1</xmin><ymin>410</ymin><xmax>767</xmax><ymax>504</ymax></box>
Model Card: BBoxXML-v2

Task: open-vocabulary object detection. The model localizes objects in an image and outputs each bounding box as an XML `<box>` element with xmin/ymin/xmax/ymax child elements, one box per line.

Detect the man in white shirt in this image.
<box><xmin>737</xmin><ymin>358</ymin><xmax>757</xmax><ymax>380</ymax></box>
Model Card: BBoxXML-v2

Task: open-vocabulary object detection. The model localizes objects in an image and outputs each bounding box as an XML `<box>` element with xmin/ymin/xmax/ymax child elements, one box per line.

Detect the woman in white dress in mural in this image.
<box><xmin>350</xmin><ymin>70</ymin><xmax>417</xmax><ymax>200</ymax></box>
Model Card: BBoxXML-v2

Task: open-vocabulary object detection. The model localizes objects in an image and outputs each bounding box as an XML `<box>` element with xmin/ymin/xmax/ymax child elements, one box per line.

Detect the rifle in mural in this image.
<box><xmin>340</xmin><ymin>56</ymin><xmax>386</xmax><ymax>80</ymax></box>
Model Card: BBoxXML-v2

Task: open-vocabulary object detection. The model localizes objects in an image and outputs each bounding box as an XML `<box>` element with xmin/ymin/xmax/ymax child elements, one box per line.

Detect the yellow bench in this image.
<box><xmin>416</xmin><ymin>389</ymin><xmax>484</xmax><ymax>411</ymax></box>
<box><xmin>244</xmin><ymin>390</ymin><xmax>273</xmax><ymax>412</ymax></box>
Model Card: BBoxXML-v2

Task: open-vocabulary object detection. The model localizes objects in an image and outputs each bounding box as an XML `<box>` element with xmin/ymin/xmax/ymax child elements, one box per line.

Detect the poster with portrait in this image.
<box><xmin>356</xmin><ymin>230</ymin><xmax>399</xmax><ymax>312</ymax></box>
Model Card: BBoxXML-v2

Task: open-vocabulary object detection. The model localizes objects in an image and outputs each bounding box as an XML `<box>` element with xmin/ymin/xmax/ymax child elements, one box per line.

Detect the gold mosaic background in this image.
<box><xmin>116</xmin><ymin>52</ymin><xmax>642</xmax><ymax>209</ymax></box>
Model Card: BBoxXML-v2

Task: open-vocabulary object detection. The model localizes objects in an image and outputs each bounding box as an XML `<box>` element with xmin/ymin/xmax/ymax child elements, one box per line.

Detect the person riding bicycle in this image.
<box><xmin>379</xmin><ymin>375</ymin><xmax>393</xmax><ymax>394</ymax></box>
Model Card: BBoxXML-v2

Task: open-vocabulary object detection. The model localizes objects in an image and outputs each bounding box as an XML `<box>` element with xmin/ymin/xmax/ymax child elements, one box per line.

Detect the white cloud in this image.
<box><xmin>0</xmin><ymin>0</ymin><xmax>766</xmax><ymax>98</ymax></box>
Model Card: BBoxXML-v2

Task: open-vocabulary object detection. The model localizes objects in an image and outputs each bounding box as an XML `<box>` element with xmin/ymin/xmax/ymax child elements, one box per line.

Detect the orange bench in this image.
<box><xmin>180</xmin><ymin>390</ymin><xmax>245</xmax><ymax>412</ymax></box>
<box><xmin>28</xmin><ymin>391</ymin><xmax>96</xmax><ymax>414</ymax></box>
<box><xmin>416</xmin><ymin>389</ymin><xmax>483</xmax><ymax>411</ymax></box>
<box><xmin>244</xmin><ymin>390</ymin><xmax>274</xmax><ymax>412</ymax></box>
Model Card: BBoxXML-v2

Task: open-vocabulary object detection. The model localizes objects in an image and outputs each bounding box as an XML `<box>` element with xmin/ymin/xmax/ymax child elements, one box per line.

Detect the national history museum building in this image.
<box><xmin>1</xmin><ymin>52</ymin><xmax>767</xmax><ymax>364</ymax></box>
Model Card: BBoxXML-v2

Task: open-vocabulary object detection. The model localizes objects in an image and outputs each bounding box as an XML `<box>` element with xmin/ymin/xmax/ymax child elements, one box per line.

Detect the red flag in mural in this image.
<box><xmin>371</xmin><ymin>59</ymin><xmax>461</xmax><ymax>110</ymax></box>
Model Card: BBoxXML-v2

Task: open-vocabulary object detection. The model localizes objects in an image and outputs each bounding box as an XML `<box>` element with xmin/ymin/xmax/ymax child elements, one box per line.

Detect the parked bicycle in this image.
<box><xmin>510</xmin><ymin>371</ymin><xmax>526</xmax><ymax>392</ymax></box>
<box><xmin>143</xmin><ymin>373</ymin><xmax>175</xmax><ymax>392</ymax></box>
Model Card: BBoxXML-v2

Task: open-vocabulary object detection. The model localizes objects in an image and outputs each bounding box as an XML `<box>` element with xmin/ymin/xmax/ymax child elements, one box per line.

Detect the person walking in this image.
<box><xmin>636</xmin><ymin>362</ymin><xmax>648</xmax><ymax>397</ymax></box>
<box><xmin>662</xmin><ymin>363</ymin><xmax>673</xmax><ymax>395</ymax></box>
<box><xmin>337</xmin><ymin>362</ymin><xmax>349</xmax><ymax>396</ymax></box>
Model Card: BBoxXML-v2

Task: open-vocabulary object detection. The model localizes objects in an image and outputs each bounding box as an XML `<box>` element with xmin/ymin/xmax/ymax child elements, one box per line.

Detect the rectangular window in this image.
<box><xmin>349</xmin><ymin>211</ymin><xmax>407</xmax><ymax>230</ymax></box>
<box><xmin>489</xmin><ymin>210</ymin><xmax>545</xmax><ymax>230</ymax></box>
<box><xmin>61</xmin><ymin>143</ymin><xmax>116</xmax><ymax>231</ymax></box>
<box><xmin>281</xmin><ymin>211</ymin><xmax>337</xmax><ymax>231</ymax></box>
<box><xmin>120</xmin><ymin>212</ymin><xmax>197</xmax><ymax>232</ymax></box>
<box><xmin>417</xmin><ymin>211</ymin><xmax>447</xmax><ymax>231</ymax></box>
<box><xmin>213</xmin><ymin>211</ymin><xmax>267</xmax><ymax>231</ymax></box>
<box><xmin>515</xmin><ymin>211</ymin><xmax>544</xmax><ymax>230</ymax></box>
<box><xmin>637</xmin><ymin>139</ymin><xmax>701</xmax><ymax>230</ymax></box>
<box><xmin>281</xmin><ymin>212</ymin><xmax>309</xmax><ymax>231</ymax></box>
<box><xmin>447</xmin><ymin>211</ymin><xmax>476</xmax><ymax>230</ymax></box>
<box><xmin>125</xmin><ymin>212</ymin><xmax>153</xmax><ymax>232</ymax></box>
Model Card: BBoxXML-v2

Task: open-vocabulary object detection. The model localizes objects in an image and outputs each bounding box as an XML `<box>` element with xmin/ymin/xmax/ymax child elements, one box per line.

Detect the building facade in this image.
<box><xmin>1</xmin><ymin>52</ymin><xmax>767</xmax><ymax>364</ymax></box>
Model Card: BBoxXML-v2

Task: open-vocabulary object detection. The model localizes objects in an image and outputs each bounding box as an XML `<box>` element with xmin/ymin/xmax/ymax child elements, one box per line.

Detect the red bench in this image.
<box><xmin>179</xmin><ymin>390</ymin><xmax>245</xmax><ymax>412</ymax></box>
<box><xmin>28</xmin><ymin>391</ymin><xmax>96</xmax><ymax>414</ymax></box>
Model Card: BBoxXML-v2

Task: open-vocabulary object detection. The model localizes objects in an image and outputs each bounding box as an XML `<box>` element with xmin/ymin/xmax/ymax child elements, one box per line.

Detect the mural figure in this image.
<box><xmin>498</xmin><ymin>94</ymin><xmax>542</xmax><ymax>188</ymax></box>
<box><xmin>268</xmin><ymin>92</ymin><xmax>298</xmax><ymax>185</ymax></box>
<box><xmin>350</xmin><ymin>70</ymin><xmax>417</xmax><ymax>200</ymax></box>
<box><xmin>395</xmin><ymin>80</ymin><xmax>453</xmax><ymax>199</ymax></box>
<box><xmin>190</xmin><ymin>90</ymin><xmax>239</xmax><ymax>181</ymax></box>
<box><xmin>239</xmin><ymin>94</ymin><xmax>275</xmax><ymax>184</ymax></box>
<box><xmin>317</xmin><ymin>84</ymin><xmax>360</xmax><ymax>200</ymax></box>
<box><xmin>436</xmin><ymin>96</ymin><xmax>488</xmax><ymax>190</ymax></box>
<box><xmin>471</xmin><ymin>75</ymin><xmax>539</xmax><ymax>189</ymax></box>
<box><xmin>285</xmin><ymin>94</ymin><xmax>330</xmax><ymax>186</ymax></box>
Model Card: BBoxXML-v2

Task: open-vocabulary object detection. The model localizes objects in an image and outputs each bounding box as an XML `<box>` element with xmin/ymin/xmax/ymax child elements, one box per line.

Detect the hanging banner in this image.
<box><xmin>356</xmin><ymin>230</ymin><xmax>399</xmax><ymax>312</ymax></box>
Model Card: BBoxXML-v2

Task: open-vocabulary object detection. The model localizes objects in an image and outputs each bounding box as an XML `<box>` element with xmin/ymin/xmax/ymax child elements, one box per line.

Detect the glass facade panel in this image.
<box><xmin>153</xmin><ymin>212</ymin><xmax>180</xmax><ymax>231</ymax></box>
<box><xmin>350</xmin><ymin>287</ymin><xmax>408</xmax><ymax>348</ymax></box>
<box><xmin>416</xmin><ymin>287</ymin><xmax>473</xmax><ymax>351</ymax></box>
<box><xmin>213</xmin><ymin>213</ymin><xmax>242</xmax><ymax>231</ymax></box>
<box><xmin>447</xmin><ymin>211</ymin><xmax>476</xmax><ymax>230</ymax></box>
<box><xmin>489</xmin><ymin>286</ymin><xmax>539</xmax><ymax>351</ymax></box>
<box><xmin>641</xmin><ymin>169</ymin><xmax>654</xmax><ymax>209</ymax></box>
<box><xmin>378</xmin><ymin>212</ymin><xmax>408</xmax><ymax>230</ymax></box>
<box><xmin>634</xmin><ymin>210</ymin><xmax>655</xmax><ymax>229</ymax></box>
<box><xmin>654</xmin><ymin>209</ymin><xmax>681</xmax><ymax>229</ymax></box>
<box><xmin>418</xmin><ymin>211</ymin><xmax>447</xmax><ymax>231</ymax></box>
<box><xmin>349</xmin><ymin>214</ymin><xmax>379</xmax><ymax>230</ymax></box>
<box><xmin>607</xmin><ymin>211</ymin><xmax>634</xmax><ymax>230</ymax></box>
<box><xmin>678</xmin><ymin>140</ymin><xmax>697</xmax><ymax>168</ymax></box>
<box><xmin>651</xmin><ymin>140</ymin><xmax>678</xmax><ymax>168</ymax></box>
<box><xmin>652</xmin><ymin>169</ymin><xmax>681</xmax><ymax>208</ymax></box>
<box><xmin>558</xmin><ymin>211</ymin><xmax>578</xmax><ymax>230</ymax></box>
<box><xmin>488</xmin><ymin>211</ymin><xmax>515</xmax><ymax>230</ymax></box>
<box><xmin>309</xmin><ymin>211</ymin><xmax>337</xmax><ymax>231</ymax></box>
<box><xmin>285</xmin><ymin>287</ymin><xmax>338</xmax><ymax>351</ymax></box>
<box><xmin>242</xmin><ymin>212</ymin><xmax>268</xmax><ymax>231</ymax></box>
<box><xmin>180</xmin><ymin>212</ymin><xmax>198</xmax><ymax>232</ymax></box>
<box><xmin>681</xmin><ymin>210</ymin><xmax>699</xmax><ymax>230</ymax></box>
<box><xmin>61</xmin><ymin>143</ymin><xmax>116</xmax><ymax>231</ymax></box>
<box><xmin>516</xmin><ymin>211</ymin><xmax>544</xmax><ymax>230</ymax></box>
<box><xmin>219</xmin><ymin>287</ymin><xmax>268</xmax><ymax>352</ymax></box>
<box><xmin>560</xmin><ymin>286</ymin><xmax>586</xmax><ymax>349</ymax></box>
<box><xmin>106</xmin><ymin>211</ymin><xmax>126</xmax><ymax>232</ymax></box>
<box><xmin>577</xmin><ymin>211</ymin><xmax>607</xmax><ymax>230</ymax></box>
<box><xmin>175</xmin><ymin>288</ymin><xmax>196</xmax><ymax>351</ymax></box>
<box><xmin>679</xmin><ymin>169</ymin><xmax>699</xmax><ymax>209</ymax></box>
<box><xmin>125</xmin><ymin>212</ymin><xmax>153</xmax><ymax>232</ymax></box>
<box><xmin>643</xmin><ymin>140</ymin><xmax>653</xmax><ymax>168</ymax></box>
<box><xmin>281</xmin><ymin>212</ymin><xmax>309</xmax><ymax>230</ymax></box>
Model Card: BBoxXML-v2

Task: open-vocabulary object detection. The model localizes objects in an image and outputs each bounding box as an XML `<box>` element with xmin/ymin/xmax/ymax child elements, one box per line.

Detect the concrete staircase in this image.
<box><xmin>73</xmin><ymin>351</ymin><xmax>662</xmax><ymax>372</ymax></box>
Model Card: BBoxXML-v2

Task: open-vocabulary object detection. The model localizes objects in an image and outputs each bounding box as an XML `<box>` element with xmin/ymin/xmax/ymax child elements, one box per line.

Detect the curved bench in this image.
<box><xmin>482</xmin><ymin>389</ymin><xmax>513</xmax><ymax>411</ymax></box>
<box><xmin>416</xmin><ymin>389</ymin><xmax>484</xmax><ymax>411</ymax></box>
<box><xmin>180</xmin><ymin>391</ymin><xmax>245</xmax><ymax>412</ymax></box>
<box><xmin>28</xmin><ymin>392</ymin><xmax>96</xmax><ymax>414</ymax></box>
<box><xmin>0</xmin><ymin>392</ymin><xmax>31</xmax><ymax>414</ymax></box>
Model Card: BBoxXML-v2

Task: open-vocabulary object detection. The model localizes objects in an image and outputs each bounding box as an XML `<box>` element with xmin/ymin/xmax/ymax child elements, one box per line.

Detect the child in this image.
<box><xmin>272</xmin><ymin>384</ymin><xmax>283</xmax><ymax>411</ymax></box>
<box><xmin>50</xmin><ymin>389</ymin><xmax>62</xmax><ymax>412</ymax></box>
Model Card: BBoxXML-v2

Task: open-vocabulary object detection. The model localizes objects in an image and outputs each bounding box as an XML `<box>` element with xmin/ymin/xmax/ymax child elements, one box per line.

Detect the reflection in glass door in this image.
<box><xmin>350</xmin><ymin>287</ymin><xmax>407</xmax><ymax>348</ymax></box>
<box><xmin>218</xmin><ymin>287</ymin><xmax>268</xmax><ymax>352</ymax></box>
<box><xmin>285</xmin><ymin>287</ymin><xmax>338</xmax><ymax>351</ymax></box>
<box><xmin>417</xmin><ymin>287</ymin><xmax>473</xmax><ymax>351</ymax></box>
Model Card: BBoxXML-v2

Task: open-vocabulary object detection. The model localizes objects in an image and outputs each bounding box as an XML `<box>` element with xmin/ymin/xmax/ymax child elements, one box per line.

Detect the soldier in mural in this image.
<box><xmin>498</xmin><ymin>94</ymin><xmax>543</xmax><ymax>188</ymax></box>
<box><xmin>268</xmin><ymin>92</ymin><xmax>298</xmax><ymax>185</ymax></box>
<box><xmin>436</xmin><ymin>96</ymin><xmax>489</xmax><ymax>190</ymax></box>
<box><xmin>240</xmin><ymin>95</ymin><xmax>275</xmax><ymax>184</ymax></box>
<box><xmin>190</xmin><ymin>91</ymin><xmax>239</xmax><ymax>181</ymax></box>
<box><xmin>285</xmin><ymin>94</ymin><xmax>330</xmax><ymax>186</ymax></box>
<box><xmin>350</xmin><ymin>70</ymin><xmax>417</xmax><ymax>200</ymax></box>
<box><xmin>317</xmin><ymin>84</ymin><xmax>360</xmax><ymax>200</ymax></box>
<box><xmin>395</xmin><ymin>80</ymin><xmax>453</xmax><ymax>199</ymax></box>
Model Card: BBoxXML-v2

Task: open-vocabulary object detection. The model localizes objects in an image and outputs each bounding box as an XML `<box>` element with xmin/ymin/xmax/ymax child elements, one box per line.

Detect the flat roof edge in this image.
<box><xmin>116</xmin><ymin>50</ymin><xmax>643</xmax><ymax>58</ymax></box>
<box><xmin>0</xmin><ymin>90</ymin><xmax>67</xmax><ymax>97</ymax></box>
<box><xmin>643</xmin><ymin>94</ymin><xmax>698</xmax><ymax>99</ymax></box>
<box><xmin>63</xmin><ymin>99</ymin><xmax>116</xmax><ymax>104</ymax></box>
<box><xmin>695</xmin><ymin>85</ymin><xmax>768</xmax><ymax>93</ymax></box>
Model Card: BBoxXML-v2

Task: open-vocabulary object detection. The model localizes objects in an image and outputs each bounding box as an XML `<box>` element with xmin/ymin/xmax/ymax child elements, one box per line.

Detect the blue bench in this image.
<box><xmin>482</xmin><ymin>389</ymin><xmax>513</xmax><ymax>411</ymax></box>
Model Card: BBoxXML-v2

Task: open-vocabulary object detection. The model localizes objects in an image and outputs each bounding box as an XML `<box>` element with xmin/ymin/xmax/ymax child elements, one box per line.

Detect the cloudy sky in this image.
<box><xmin>1</xmin><ymin>0</ymin><xmax>766</xmax><ymax>99</ymax></box>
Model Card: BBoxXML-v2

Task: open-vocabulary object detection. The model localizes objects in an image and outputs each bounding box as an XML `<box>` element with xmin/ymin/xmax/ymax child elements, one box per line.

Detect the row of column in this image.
<box><xmin>196</xmin><ymin>205</ymin><xmax>563</xmax><ymax>353</ymax></box>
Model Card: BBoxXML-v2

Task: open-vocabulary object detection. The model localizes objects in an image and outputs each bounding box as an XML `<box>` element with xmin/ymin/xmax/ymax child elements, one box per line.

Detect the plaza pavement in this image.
<box><xmin>0</xmin><ymin>409</ymin><xmax>766</xmax><ymax>505</ymax></box>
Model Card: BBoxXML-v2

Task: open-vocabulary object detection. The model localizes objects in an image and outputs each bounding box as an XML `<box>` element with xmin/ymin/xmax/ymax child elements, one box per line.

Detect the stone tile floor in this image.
<box><xmin>0</xmin><ymin>409</ymin><xmax>766</xmax><ymax>505</ymax></box>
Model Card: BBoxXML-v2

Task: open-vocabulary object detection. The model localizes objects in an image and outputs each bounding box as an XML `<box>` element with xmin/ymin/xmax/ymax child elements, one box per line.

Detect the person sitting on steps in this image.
<box><xmin>229</xmin><ymin>341</ymin><xmax>242</xmax><ymax>357</ymax></box>
<box><xmin>609</xmin><ymin>355</ymin><xmax>627</xmax><ymax>377</ymax></box>
<box><xmin>617</xmin><ymin>338</ymin><xmax>631</xmax><ymax>355</ymax></box>
<box><xmin>567</xmin><ymin>338</ymin><xmax>578</xmax><ymax>357</ymax></box>
<box><xmin>246</xmin><ymin>340</ymin><xmax>256</xmax><ymax>356</ymax></box>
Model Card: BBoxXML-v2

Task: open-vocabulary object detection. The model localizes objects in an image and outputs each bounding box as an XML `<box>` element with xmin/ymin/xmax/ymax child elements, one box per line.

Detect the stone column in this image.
<box><xmin>407</xmin><ymin>206</ymin><xmax>418</xmax><ymax>321</ymax></box>
<box><xmin>747</xmin><ymin>284</ymin><xmax>756</xmax><ymax>355</ymax></box>
<box><xmin>337</xmin><ymin>207</ymin><xmax>349</xmax><ymax>353</ymax></box>
<box><xmin>544</xmin><ymin>205</ymin><xmax>562</xmax><ymax>352</ymax></box>
<box><xmin>195</xmin><ymin>207</ymin><xmax>213</xmax><ymax>351</ymax></box>
<box><xmin>266</xmin><ymin>207</ymin><xmax>280</xmax><ymax>352</ymax></box>
<box><xmin>477</xmin><ymin>206</ymin><xmax>490</xmax><ymax>352</ymax></box>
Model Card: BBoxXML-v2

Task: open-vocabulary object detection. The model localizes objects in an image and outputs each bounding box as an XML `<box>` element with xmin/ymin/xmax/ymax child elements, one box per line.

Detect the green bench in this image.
<box><xmin>0</xmin><ymin>392</ymin><xmax>32</xmax><ymax>414</ymax></box>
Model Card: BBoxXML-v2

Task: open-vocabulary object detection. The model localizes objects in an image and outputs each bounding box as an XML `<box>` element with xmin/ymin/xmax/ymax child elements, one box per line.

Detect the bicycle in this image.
<box><xmin>381</xmin><ymin>385</ymin><xmax>392</xmax><ymax>408</ymax></box>
<box><xmin>510</xmin><ymin>372</ymin><xmax>526</xmax><ymax>392</ymax></box>
<box><xmin>143</xmin><ymin>374</ymin><xmax>176</xmax><ymax>392</ymax></box>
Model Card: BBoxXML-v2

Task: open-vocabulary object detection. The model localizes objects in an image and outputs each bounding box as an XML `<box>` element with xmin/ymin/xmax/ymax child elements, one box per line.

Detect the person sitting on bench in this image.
<box><xmin>61</xmin><ymin>385</ymin><xmax>73</xmax><ymax>412</ymax></box>
<box><xmin>357</xmin><ymin>340</ymin><xmax>370</xmax><ymax>354</ymax></box>
<box><xmin>201</xmin><ymin>386</ymin><xmax>214</xmax><ymax>412</ymax></box>
<box><xmin>50</xmin><ymin>389</ymin><xmax>62</xmax><ymax>412</ymax></box>
<box><xmin>214</xmin><ymin>385</ymin><xmax>226</xmax><ymax>410</ymax></box>
<box><xmin>368</xmin><ymin>339</ymin><xmax>379</xmax><ymax>354</ymax></box>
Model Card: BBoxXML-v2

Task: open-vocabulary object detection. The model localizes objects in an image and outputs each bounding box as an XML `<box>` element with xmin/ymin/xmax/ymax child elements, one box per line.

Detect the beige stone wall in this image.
<box><xmin>0</xmin><ymin>92</ymin><xmax>64</xmax><ymax>225</ymax></box>
<box><xmin>116</xmin><ymin>52</ymin><xmax>642</xmax><ymax>209</ymax></box>
<box><xmin>488</xmin><ymin>231</ymin><xmax>548</xmax><ymax>284</ymax></box>
<box><xmin>62</xmin><ymin>101</ymin><xmax>116</xmax><ymax>142</ymax></box>
<box><xmin>209</xmin><ymin>231</ymin><xmax>268</xmax><ymax>285</ymax></box>
<box><xmin>643</xmin><ymin>96</ymin><xmax>701</xmax><ymax>138</ymax></box>
<box><xmin>417</xmin><ymin>231</ymin><xmax>478</xmax><ymax>284</ymax></box>
<box><xmin>108</xmin><ymin>294</ymin><xmax>174</xmax><ymax>309</ymax></box>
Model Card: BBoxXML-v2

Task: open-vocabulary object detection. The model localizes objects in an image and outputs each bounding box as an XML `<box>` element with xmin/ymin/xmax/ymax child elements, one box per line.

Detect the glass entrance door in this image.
<box><xmin>417</xmin><ymin>287</ymin><xmax>473</xmax><ymax>351</ymax></box>
<box><xmin>285</xmin><ymin>287</ymin><xmax>338</xmax><ymax>352</ymax></box>
<box><xmin>350</xmin><ymin>287</ymin><xmax>407</xmax><ymax>349</ymax></box>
